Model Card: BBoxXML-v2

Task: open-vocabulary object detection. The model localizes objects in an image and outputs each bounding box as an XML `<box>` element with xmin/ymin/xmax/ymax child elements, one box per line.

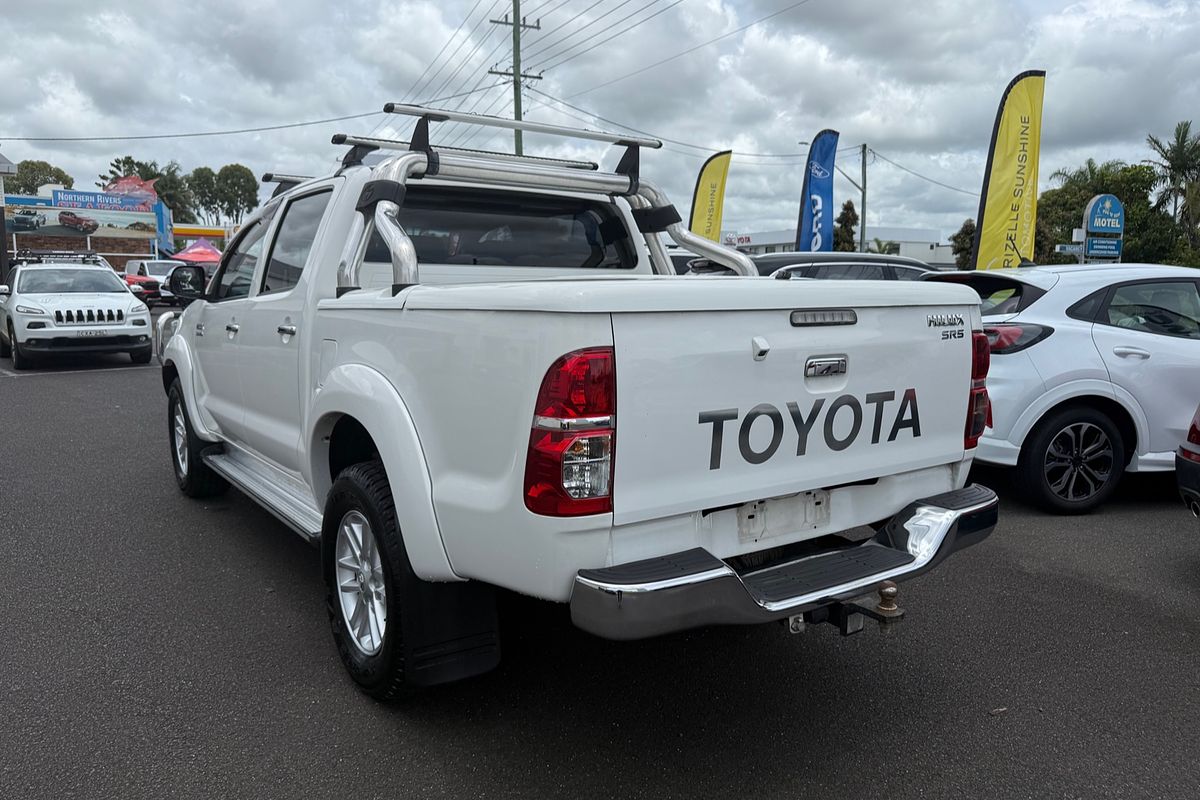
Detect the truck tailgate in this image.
<box><xmin>611</xmin><ymin>301</ymin><xmax>975</xmax><ymax>525</ymax></box>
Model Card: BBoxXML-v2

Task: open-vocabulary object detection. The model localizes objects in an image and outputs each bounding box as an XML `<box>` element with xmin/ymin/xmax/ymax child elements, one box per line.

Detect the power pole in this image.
<box><xmin>859</xmin><ymin>143</ymin><xmax>867</xmax><ymax>253</ymax></box>
<box><xmin>488</xmin><ymin>1</ymin><xmax>541</xmax><ymax>155</ymax></box>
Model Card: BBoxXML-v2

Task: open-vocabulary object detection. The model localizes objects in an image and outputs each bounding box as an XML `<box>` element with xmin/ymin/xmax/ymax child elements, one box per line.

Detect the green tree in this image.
<box><xmin>867</xmin><ymin>237</ymin><xmax>898</xmax><ymax>255</ymax></box>
<box><xmin>187</xmin><ymin>166</ymin><xmax>221</xmax><ymax>225</ymax></box>
<box><xmin>215</xmin><ymin>164</ymin><xmax>259</xmax><ymax>224</ymax></box>
<box><xmin>7</xmin><ymin>159</ymin><xmax>75</xmax><ymax>194</ymax></box>
<box><xmin>949</xmin><ymin>219</ymin><xmax>976</xmax><ymax>268</ymax></box>
<box><xmin>833</xmin><ymin>200</ymin><xmax>858</xmax><ymax>251</ymax></box>
<box><xmin>97</xmin><ymin>156</ymin><xmax>197</xmax><ymax>223</ymax></box>
<box><xmin>1145</xmin><ymin>120</ymin><xmax>1200</xmax><ymax>224</ymax></box>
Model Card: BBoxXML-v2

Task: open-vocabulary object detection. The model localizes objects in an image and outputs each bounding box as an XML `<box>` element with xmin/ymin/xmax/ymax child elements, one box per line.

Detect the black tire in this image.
<box><xmin>324</xmin><ymin>460</ymin><xmax>419</xmax><ymax>701</ymax></box>
<box><xmin>167</xmin><ymin>379</ymin><xmax>228</xmax><ymax>498</ymax></box>
<box><xmin>131</xmin><ymin>349</ymin><xmax>152</xmax><ymax>364</ymax></box>
<box><xmin>0</xmin><ymin>324</ymin><xmax>10</xmax><ymax>359</ymax></box>
<box><xmin>9</xmin><ymin>323</ymin><xmax>32</xmax><ymax>370</ymax></box>
<box><xmin>1016</xmin><ymin>406</ymin><xmax>1126</xmax><ymax>514</ymax></box>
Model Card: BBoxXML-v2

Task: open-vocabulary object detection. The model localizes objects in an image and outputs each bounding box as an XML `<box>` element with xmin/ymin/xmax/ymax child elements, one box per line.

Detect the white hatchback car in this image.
<box><xmin>931</xmin><ymin>263</ymin><xmax>1200</xmax><ymax>513</ymax></box>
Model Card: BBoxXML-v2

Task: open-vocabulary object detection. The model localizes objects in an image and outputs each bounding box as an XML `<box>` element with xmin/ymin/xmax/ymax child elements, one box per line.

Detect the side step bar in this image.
<box><xmin>570</xmin><ymin>484</ymin><xmax>998</xmax><ymax>640</ymax></box>
<box><xmin>203</xmin><ymin>451</ymin><xmax>323</xmax><ymax>542</ymax></box>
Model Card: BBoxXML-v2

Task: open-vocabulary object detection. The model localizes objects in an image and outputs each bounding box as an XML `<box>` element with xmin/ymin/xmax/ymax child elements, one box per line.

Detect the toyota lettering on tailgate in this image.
<box><xmin>698</xmin><ymin>390</ymin><xmax>921</xmax><ymax>469</ymax></box>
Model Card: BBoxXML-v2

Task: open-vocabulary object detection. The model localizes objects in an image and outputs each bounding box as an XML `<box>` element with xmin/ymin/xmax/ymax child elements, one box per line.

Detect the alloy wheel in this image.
<box><xmin>172</xmin><ymin>404</ymin><xmax>189</xmax><ymax>476</ymax></box>
<box><xmin>1043</xmin><ymin>422</ymin><xmax>1113</xmax><ymax>502</ymax></box>
<box><xmin>335</xmin><ymin>510</ymin><xmax>387</xmax><ymax>656</ymax></box>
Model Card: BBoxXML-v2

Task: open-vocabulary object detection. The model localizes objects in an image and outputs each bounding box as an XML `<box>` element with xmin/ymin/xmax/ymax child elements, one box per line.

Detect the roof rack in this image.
<box><xmin>382</xmin><ymin>103</ymin><xmax>662</xmax><ymax>149</ymax></box>
<box><xmin>331</xmin><ymin>134</ymin><xmax>598</xmax><ymax>171</ymax></box>
<box><xmin>262</xmin><ymin>172</ymin><xmax>314</xmax><ymax>197</ymax></box>
<box><xmin>332</xmin><ymin>104</ymin><xmax>756</xmax><ymax>295</ymax></box>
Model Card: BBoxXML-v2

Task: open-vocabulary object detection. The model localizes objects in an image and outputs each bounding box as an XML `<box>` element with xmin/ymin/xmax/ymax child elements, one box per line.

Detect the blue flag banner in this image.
<box><xmin>795</xmin><ymin>128</ymin><xmax>840</xmax><ymax>251</ymax></box>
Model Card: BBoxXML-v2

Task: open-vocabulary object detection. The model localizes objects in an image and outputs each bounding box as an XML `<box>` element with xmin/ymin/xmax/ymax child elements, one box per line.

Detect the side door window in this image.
<box><xmin>893</xmin><ymin>266</ymin><xmax>926</xmax><ymax>281</ymax></box>
<box><xmin>211</xmin><ymin>222</ymin><xmax>269</xmax><ymax>301</ymax></box>
<box><xmin>259</xmin><ymin>190</ymin><xmax>333</xmax><ymax>295</ymax></box>
<box><xmin>1101</xmin><ymin>281</ymin><xmax>1200</xmax><ymax>339</ymax></box>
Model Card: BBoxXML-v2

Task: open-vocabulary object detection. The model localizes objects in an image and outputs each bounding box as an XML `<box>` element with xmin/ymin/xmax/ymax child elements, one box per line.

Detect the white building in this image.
<box><xmin>722</xmin><ymin>225</ymin><xmax>956</xmax><ymax>267</ymax></box>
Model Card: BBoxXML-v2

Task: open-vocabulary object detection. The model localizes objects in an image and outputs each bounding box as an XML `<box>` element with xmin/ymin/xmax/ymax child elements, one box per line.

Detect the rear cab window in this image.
<box><xmin>365</xmin><ymin>186</ymin><xmax>637</xmax><ymax>271</ymax></box>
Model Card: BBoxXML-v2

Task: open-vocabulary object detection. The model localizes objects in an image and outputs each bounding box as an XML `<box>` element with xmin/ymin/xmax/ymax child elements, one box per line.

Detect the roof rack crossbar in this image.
<box><xmin>381</xmin><ymin>103</ymin><xmax>662</xmax><ymax>149</ymax></box>
<box><xmin>332</xmin><ymin>133</ymin><xmax>599</xmax><ymax>171</ymax></box>
<box><xmin>261</xmin><ymin>173</ymin><xmax>313</xmax><ymax>184</ymax></box>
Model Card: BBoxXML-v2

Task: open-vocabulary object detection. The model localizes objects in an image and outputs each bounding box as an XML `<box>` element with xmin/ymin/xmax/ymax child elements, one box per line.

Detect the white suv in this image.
<box><xmin>931</xmin><ymin>264</ymin><xmax>1200</xmax><ymax>513</ymax></box>
<box><xmin>0</xmin><ymin>262</ymin><xmax>153</xmax><ymax>369</ymax></box>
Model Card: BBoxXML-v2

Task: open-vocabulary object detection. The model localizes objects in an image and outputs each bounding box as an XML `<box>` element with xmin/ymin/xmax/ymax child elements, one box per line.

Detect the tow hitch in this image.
<box><xmin>785</xmin><ymin>581</ymin><xmax>905</xmax><ymax>636</ymax></box>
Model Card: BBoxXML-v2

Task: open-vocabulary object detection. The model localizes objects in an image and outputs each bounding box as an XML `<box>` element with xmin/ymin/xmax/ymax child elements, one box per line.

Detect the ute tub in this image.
<box><xmin>570</xmin><ymin>484</ymin><xmax>997</xmax><ymax>640</ymax></box>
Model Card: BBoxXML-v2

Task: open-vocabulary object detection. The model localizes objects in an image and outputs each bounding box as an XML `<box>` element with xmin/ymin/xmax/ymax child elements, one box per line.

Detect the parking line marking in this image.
<box><xmin>0</xmin><ymin>365</ymin><xmax>156</xmax><ymax>378</ymax></box>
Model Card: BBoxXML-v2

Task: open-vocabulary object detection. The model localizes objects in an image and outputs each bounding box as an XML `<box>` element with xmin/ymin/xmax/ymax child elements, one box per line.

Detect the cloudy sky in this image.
<box><xmin>2</xmin><ymin>0</ymin><xmax>1198</xmax><ymax>241</ymax></box>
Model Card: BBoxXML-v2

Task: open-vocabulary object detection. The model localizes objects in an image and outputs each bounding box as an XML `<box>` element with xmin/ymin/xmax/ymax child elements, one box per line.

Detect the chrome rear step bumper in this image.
<box><xmin>570</xmin><ymin>484</ymin><xmax>998</xmax><ymax>640</ymax></box>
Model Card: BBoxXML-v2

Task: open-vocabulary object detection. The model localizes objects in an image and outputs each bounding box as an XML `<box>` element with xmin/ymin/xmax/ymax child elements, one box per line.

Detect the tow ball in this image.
<box><xmin>784</xmin><ymin>581</ymin><xmax>905</xmax><ymax>636</ymax></box>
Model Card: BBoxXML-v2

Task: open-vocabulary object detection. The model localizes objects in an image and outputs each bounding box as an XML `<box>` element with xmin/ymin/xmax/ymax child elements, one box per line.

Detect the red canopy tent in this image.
<box><xmin>170</xmin><ymin>238</ymin><xmax>222</xmax><ymax>264</ymax></box>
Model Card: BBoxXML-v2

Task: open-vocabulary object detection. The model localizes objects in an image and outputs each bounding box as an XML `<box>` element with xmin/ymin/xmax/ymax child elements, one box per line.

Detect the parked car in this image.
<box><xmin>9</xmin><ymin>208</ymin><xmax>47</xmax><ymax>230</ymax></box>
<box><xmin>120</xmin><ymin>272</ymin><xmax>162</xmax><ymax>308</ymax></box>
<box><xmin>126</xmin><ymin>259</ymin><xmax>186</xmax><ymax>304</ymax></box>
<box><xmin>156</xmin><ymin>106</ymin><xmax>998</xmax><ymax>698</ymax></box>
<box><xmin>58</xmin><ymin>210</ymin><xmax>100</xmax><ymax>234</ymax></box>
<box><xmin>0</xmin><ymin>262</ymin><xmax>152</xmax><ymax>369</ymax></box>
<box><xmin>1178</xmin><ymin>403</ymin><xmax>1200</xmax><ymax>517</ymax></box>
<box><xmin>929</xmin><ymin>263</ymin><xmax>1200</xmax><ymax>513</ymax></box>
<box><xmin>687</xmin><ymin>251</ymin><xmax>934</xmax><ymax>279</ymax></box>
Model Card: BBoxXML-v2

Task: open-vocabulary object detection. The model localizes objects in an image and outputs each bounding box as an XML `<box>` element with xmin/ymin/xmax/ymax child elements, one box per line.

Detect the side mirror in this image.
<box><xmin>168</xmin><ymin>265</ymin><xmax>207</xmax><ymax>302</ymax></box>
<box><xmin>0</xmin><ymin>285</ymin><xmax>9</xmax><ymax>297</ymax></box>
<box><xmin>129</xmin><ymin>283</ymin><xmax>145</xmax><ymax>294</ymax></box>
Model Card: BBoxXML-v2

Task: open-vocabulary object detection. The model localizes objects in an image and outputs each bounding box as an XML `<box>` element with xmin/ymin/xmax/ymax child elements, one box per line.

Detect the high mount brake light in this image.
<box><xmin>965</xmin><ymin>331</ymin><xmax>990</xmax><ymax>450</ymax></box>
<box><xmin>984</xmin><ymin>323</ymin><xmax>1053</xmax><ymax>354</ymax></box>
<box><xmin>524</xmin><ymin>348</ymin><xmax>615</xmax><ymax>516</ymax></box>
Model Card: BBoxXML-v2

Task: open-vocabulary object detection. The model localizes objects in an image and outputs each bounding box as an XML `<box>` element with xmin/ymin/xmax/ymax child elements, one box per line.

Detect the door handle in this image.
<box><xmin>1113</xmin><ymin>346</ymin><xmax>1150</xmax><ymax>359</ymax></box>
<box><xmin>195</xmin><ymin>323</ymin><xmax>206</xmax><ymax>336</ymax></box>
<box><xmin>225</xmin><ymin>323</ymin><xmax>240</xmax><ymax>334</ymax></box>
<box><xmin>277</xmin><ymin>324</ymin><xmax>298</xmax><ymax>336</ymax></box>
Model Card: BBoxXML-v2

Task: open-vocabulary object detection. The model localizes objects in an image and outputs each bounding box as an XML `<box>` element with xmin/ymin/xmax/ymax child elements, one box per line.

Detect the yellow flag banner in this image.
<box><xmin>971</xmin><ymin>70</ymin><xmax>1046</xmax><ymax>270</ymax></box>
<box><xmin>689</xmin><ymin>150</ymin><xmax>733</xmax><ymax>241</ymax></box>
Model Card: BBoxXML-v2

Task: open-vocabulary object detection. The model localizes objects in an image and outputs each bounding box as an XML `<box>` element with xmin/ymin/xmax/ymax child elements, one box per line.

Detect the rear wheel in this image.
<box><xmin>167</xmin><ymin>379</ymin><xmax>228</xmax><ymax>497</ymax></box>
<box><xmin>0</xmin><ymin>324</ymin><xmax>10</xmax><ymax>358</ymax></box>
<box><xmin>324</xmin><ymin>461</ymin><xmax>414</xmax><ymax>700</ymax></box>
<box><xmin>1017</xmin><ymin>406</ymin><xmax>1125</xmax><ymax>514</ymax></box>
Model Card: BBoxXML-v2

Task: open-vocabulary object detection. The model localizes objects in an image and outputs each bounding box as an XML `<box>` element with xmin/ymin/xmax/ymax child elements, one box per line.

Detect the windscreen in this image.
<box><xmin>929</xmin><ymin>274</ymin><xmax>1046</xmax><ymax>316</ymax></box>
<box><xmin>365</xmin><ymin>186</ymin><xmax>637</xmax><ymax>269</ymax></box>
<box><xmin>18</xmin><ymin>268</ymin><xmax>128</xmax><ymax>294</ymax></box>
<box><xmin>144</xmin><ymin>262</ymin><xmax>179</xmax><ymax>277</ymax></box>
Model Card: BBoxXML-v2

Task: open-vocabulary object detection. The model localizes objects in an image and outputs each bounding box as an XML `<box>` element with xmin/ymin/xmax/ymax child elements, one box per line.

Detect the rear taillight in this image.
<box><xmin>965</xmin><ymin>331</ymin><xmax>990</xmax><ymax>449</ymax></box>
<box><xmin>1188</xmin><ymin>407</ymin><xmax>1200</xmax><ymax>446</ymax></box>
<box><xmin>984</xmin><ymin>323</ymin><xmax>1053</xmax><ymax>354</ymax></box>
<box><xmin>524</xmin><ymin>348</ymin><xmax>615</xmax><ymax>516</ymax></box>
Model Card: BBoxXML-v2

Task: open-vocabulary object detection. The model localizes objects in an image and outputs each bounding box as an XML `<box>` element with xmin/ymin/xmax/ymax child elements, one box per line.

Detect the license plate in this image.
<box><xmin>78</xmin><ymin>330</ymin><xmax>109</xmax><ymax>337</ymax></box>
<box><xmin>737</xmin><ymin>489</ymin><xmax>831</xmax><ymax>544</ymax></box>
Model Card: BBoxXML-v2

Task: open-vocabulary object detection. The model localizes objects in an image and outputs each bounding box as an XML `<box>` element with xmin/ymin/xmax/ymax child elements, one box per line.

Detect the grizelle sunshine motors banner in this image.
<box><xmin>971</xmin><ymin>70</ymin><xmax>1046</xmax><ymax>270</ymax></box>
<box><xmin>688</xmin><ymin>150</ymin><xmax>733</xmax><ymax>242</ymax></box>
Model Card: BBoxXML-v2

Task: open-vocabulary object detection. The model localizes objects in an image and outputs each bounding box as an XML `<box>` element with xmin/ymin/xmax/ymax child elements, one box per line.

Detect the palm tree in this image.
<box><xmin>1049</xmin><ymin>158</ymin><xmax>1126</xmax><ymax>192</ymax></box>
<box><xmin>868</xmin><ymin>237</ymin><xmax>899</xmax><ymax>255</ymax></box>
<box><xmin>1145</xmin><ymin>121</ymin><xmax>1200</xmax><ymax>223</ymax></box>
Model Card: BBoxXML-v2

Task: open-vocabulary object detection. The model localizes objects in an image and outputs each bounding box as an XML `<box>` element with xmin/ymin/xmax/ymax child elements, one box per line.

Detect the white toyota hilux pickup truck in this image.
<box><xmin>157</xmin><ymin>105</ymin><xmax>998</xmax><ymax>699</ymax></box>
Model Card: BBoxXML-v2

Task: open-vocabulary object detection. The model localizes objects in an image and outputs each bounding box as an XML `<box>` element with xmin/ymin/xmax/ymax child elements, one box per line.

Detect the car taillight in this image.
<box><xmin>1186</xmin><ymin>407</ymin><xmax>1200</xmax><ymax>448</ymax></box>
<box><xmin>984</xmin><ymin>323</ymin><xmax>1053</xmax><ymax>354</ymax></box>
<box><xmin>524</xmin><ymin>347</ymin><xmax>615</xmax><ymax>516</ymax></box>
<box><xmin>965</xmin><ymin>331</ymin><xmax>990</xmax><ymax>449</ymax></box>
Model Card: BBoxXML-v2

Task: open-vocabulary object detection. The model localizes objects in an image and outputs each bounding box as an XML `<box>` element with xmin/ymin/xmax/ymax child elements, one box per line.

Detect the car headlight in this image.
<box><xmin>15</xmin><ymin>304</ymin><xmax>47</xmax><ymax>315</ymax></box>
<box><xmin>129</xmin><ymin>303</ymin><xmax>150</xmax><ymax>315</ymax></box>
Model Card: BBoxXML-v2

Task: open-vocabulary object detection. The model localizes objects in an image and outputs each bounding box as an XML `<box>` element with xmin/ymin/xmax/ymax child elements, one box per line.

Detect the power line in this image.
<box><xmin>869</xmin><ymin>149</ymin><xmax>979</xmax><ymax>196</ymax></box>
<box><xmin>405</xmin><ymin>0</ymin><xmax>487</xmax><ymax>100</ymax></box>
<box><xmin>540</xmin><ymin>0</ymin><xmax>687</xmax><ymax>72</ymax></box>
<box><xmin>413</xmin><ymin>0</ymin><xmax>506</xmax><ymax>101</ymax></box>
<box><xmin>521</xmin><ymin>0</ymin><xmax>606</xmax><ymax>53</ymax></box>
<box><xmin>523</xmin><ymin>0</ymin><xmax>645</xmax><ymax>64</ymax></box>
<box><xmin>566</xmin><ymin>0</ymin><xmax>816</xmax><ymax>98</ymax></box>
<box><xmin>0</xmin><ymin>84</ymin><xmax>504</xmax><ymax>144</ymax></box>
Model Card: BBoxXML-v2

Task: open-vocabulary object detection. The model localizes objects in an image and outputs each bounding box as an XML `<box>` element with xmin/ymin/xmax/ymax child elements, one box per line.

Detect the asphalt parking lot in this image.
<box><xmin>1</xmin><ymin>356</ymin><xmax>1197</xmax><ymax>800</ymax></box>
